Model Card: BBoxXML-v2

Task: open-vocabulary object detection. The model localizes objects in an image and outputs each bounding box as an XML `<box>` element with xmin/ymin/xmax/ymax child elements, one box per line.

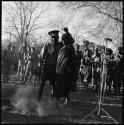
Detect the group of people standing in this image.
<box><xmin>2</xmin><ymin>27</ymin><xmax>79</xmax><ymax>105</ymax></box>
<box><xmin>2</xmin><ymin>27</ymin><xmax>123</xmax><ymax>106</ymax></box>
<box><xmin>17</xmin><ymin>44</ymin><xmax>39</xmax><ymax>84</ymax></box>
<box><xmin>76</xmin><ymin>40</ymin><xmax>123</xmax><ymax>96</ymax></box>
<box><xmin>38</xmin><ymin>27</ymin><xmax>78</xmax><ymax>105</ymax></box>
<box><xmin>2</xmin><ymin>42</ymin><xmax>39</xmax><ymax>85</ymax></box>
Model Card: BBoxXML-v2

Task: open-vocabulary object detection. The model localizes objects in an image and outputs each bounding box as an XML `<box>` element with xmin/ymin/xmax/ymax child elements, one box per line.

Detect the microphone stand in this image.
<box><xmin>82</xmin><ymin>40</ymin><xmax>119</xmax><ymax>124</ymax></box>
<box><xmin>91</xmin><ymin>61</ymin><xmax>94</xmax><ymax>88</ymax></box>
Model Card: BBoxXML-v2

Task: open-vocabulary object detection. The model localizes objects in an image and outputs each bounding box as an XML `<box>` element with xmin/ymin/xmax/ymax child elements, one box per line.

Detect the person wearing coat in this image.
<box><xmin>2</xmin><ymin>43</ymin><xmax>13</xmax><ymax>83</ymax></box>
<box><xmin>38</xmin><ymin>30</ymin><xmax>63</xmax><ymax>101</ymax></box>
<box><xmin>92</xmin><ymin>48</ymin><xmax>101</xmax><ymax>93</ymax></box>
<box><xmin>81</xmin><ymin>40</ymin><xmax>92</xmax><ymax>90</ymax></box>
<box><xmin>112</xmin><ymin>47</ymin><xmax>123</xmax><ymax>95</ymax></box>
<box><xmin>53</xmin><ymin>33</ymin><xmax>77</xmax><ymax>105</ymax></box>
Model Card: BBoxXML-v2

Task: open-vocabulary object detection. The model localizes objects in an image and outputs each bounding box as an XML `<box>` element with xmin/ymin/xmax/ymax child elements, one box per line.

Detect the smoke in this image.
<box><xmin>10</xmin><ymin>85</ymin><xmax>60</xmax><ymax>116</ymax></box>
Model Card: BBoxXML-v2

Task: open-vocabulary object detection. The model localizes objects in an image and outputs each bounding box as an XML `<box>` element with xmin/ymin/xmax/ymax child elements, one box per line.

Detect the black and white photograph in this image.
<box><xmin>1</xmin><ymin>1</ymin><xmax>123</xmax><ymax>124</ymax></box>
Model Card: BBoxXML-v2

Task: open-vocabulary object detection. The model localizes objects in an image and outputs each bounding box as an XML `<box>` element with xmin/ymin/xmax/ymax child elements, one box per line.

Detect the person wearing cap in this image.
<box><xmin>2</xmin><ymin>43</ymin><xmax>13</xmax><ymax>83</ymax></box>
<box><xmin>53</xmin><ymin>33</ymin><xmax>77</xmax><ymax>105</ymax></box>
<box><xmin>38</xmin><ymin>30</ymin><xmax>63</xmax><ymax>101</ymax></box>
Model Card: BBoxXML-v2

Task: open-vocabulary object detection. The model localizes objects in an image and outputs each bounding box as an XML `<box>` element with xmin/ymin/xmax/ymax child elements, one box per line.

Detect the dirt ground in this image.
<box><xmin>1</xmin><ymin>73</ymin><xmax>123</xmax><ymax>124</ymax></box>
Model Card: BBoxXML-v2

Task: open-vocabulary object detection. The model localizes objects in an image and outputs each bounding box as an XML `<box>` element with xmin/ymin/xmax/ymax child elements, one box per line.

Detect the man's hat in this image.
<box><xmin>48</xmin><ymin>30</ymin><xmax>60</xmax><ymax>37</ymax></box>
<box><xmin>83</xmin><ymin>40</ymin><xmax>89</xmax><ymax>46</ymax></box>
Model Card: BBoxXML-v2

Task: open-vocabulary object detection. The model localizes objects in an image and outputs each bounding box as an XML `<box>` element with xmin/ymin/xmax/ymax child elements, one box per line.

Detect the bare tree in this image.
<box><xmin>48</xmin><ymin>11</ymin><xmax>75</xmax><ymax>34</ymax></box>
<box><xmin>4</xmin><ymin>1</ymin><xmax>50</xmax><ymax>45</ymax></box>
<box><xmin>59</xmin><ymin>1</ymin><xmax>123</xmax><ymax>23</ymax></box>
<box><xmin>58</xmin><ymin>1</ymin><xmax>123</xmax><ymax>46</ymax></box>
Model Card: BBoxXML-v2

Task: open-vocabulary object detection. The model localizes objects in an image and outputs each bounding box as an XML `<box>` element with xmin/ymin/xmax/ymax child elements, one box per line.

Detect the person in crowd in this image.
<box><xmin>38</xmin><ymin>30</ymin><xmax>63</xmax><ymax>102</ymax></box>
<box><xmin>79</xmin><ymin>58</ymin><xmax>85</xmax><ymax>89</ymax></box>
<box><xmin>11</xmin><ymin>46</ymin><xmax>18</xmax><ymax>71</ymax></box>
<box><xmin>75</xmin><ymin>44</ymin><xmax>83</xmax><ymax>82</ymax></box>
<box><xmin>2</xmin><ymin>43</ymin><xmax>13</xmax><ymax>83</ymax></box>
<box><xmin>63</xmin><ymin>27</ymin><xmax>77</xmax><ymax>92</ymax></box>
<box><xmin>92</xmin><ymin>47</ymin><xmax>101</xmax><ymax>93</ymax></box>
<box><xmin>53</xmin><ymin>32</ymin><xmax>77</xmax><ymax>105</ymax></box>
<box><xmin>22</xmin><ymin>47</ymin><xmax>37</xmax><ymax>84</ymax></box>
<box><xmin>105</xmin><ymin>48</ymin><xmax>114</xmax><ymax>94</ymax></box>
<box><xmin>31</xmin><ymin>53</ymin><xmax>42</xmax><ymax>84</ymax></box>
<box><xmin>112</xmin><ymin>47</ymin><xmax>123</xmax><ymax>95</ymax></box>
<box><xmin>17</xmin><ymin>42</ymin><xmax>29</xmax><ymax>79</ymax></box>
<box><xmin>80</xmin><ymin>40</ymin><xmax>92</xmax><ymax>90</ymax></box>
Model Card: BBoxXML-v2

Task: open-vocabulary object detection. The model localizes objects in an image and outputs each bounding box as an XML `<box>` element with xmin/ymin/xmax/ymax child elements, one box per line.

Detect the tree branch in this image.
<box><xmin>95</xmin><ymin>6</ymin><xmax>123</xmax><ymax>23</ymax></box>
<box><xmin>60</xmin><ymin>2</ymin><xmax>123</xmax><ymax>23</ymax></box>
<box><xmin>28</xmin><ymin>23</ymin><xmax>51</xmax><ymax>33</ymax></box>
<box><xmin>85</xmin><ymin>2</ymin><xmax>123</xmax><ymax>23</ymax></box>
<box><xmin>9</xmin><ymin>17</ymin><xmax>21</xmax><ymax>40</ymax></box>
<box><xmin>5</xmin><ymin>31</ymin><xmax>20</xmax><ymax>40</ymax></box>
<box><xmin>28</xmin><ymin>6</ymin><xmax>47</xmax><ymax>33</ymax></box>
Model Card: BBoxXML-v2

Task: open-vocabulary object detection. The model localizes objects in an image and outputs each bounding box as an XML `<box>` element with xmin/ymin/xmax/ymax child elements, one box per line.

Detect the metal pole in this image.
<box><xmin>91</xmin><ymin>62</ymin><xmax>94</xmax><ymax>87</ymax></box>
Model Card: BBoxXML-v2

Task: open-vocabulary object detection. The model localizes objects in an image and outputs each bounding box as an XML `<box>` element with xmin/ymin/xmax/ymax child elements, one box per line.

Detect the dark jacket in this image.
<box><xmin>54</xmin><ymin>45</ymin><xmax>77</xmax><ymax>98</ymax></box>
<box><xmin>40</xmin><ymin>41</ymin><xmax>63</xmax><ymax>81</ymax></box>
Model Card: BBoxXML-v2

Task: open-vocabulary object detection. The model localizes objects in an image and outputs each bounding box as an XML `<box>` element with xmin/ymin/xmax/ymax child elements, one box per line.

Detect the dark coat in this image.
<box><xmin>75</xmin><ymin>50</ymin><xmax>83</xmax><ymax>71</ymax></box>
<box><xmin>2</xmin><ymin>49</ymin><xmax>13</xmax><ymax>75</ymax></box>
<box><xmin>113</xmin><ymin>54</ymin><xmax>123</xmax><ymax>88</ymax></box>
<box><xmin>53</xmin><ymin>45</ymin><xmax>77</xmax><ymax>98</ymax></box>
<box><xmin>81</xmin><ymin>48</ymin><xmax>92</xmax><ymax>83</ymax></box>
<box><xmin>40</xmin><ymin>42</ymin><xmax>63</xmax><ymax>82</ymax></box>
